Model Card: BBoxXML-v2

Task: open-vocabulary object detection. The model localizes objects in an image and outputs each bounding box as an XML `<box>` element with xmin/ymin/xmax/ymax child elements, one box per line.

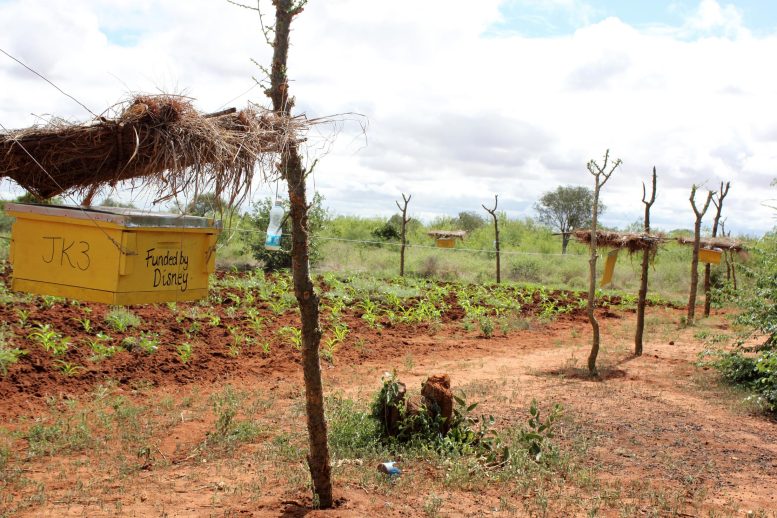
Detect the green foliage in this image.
<box><xmin>96</xmin><ymin>197</ymin><xmax>136</xmax><ymax>208</ymax></box>
<box><xmin>246</xmin><ymin>192</ymin><xmax>328</xmax><ymax>271</ymax></box>
<box><xmin>104</xmin><ymin>307</ymin><xmax>141</xmax><ymax>332</ymax></box>
<box><xmin>28</xmin><ymin>323</ymin><xmax>70</xmax><ymax>356</ymax></box>
<box><xmin>517</xmin><ymin>399</ymin><xmax>563</xmax><ymax>461</ymax></box>
<box><xmin>708</xmin><ymin>233</ymin><xmax>777</xmax><ymax>413</ymax></box>
<box><xmin>707</xmin><ymin>349</ymin><xmax>777</xmax><ymax>412</ymax></box>
<box><xmin>534</xmin><ymin>185</ymin><xmax>604</xmax><ymax>253</ymax></box>
<box><xmin>176</xmin><ymin>342</ymin><xmax>193</xmax><ymax>364</ymax></box>
<box><xmin>734</xmin><ymin>234</ymin><xmax>777</xmax><ymax>343</ymax></box>
<box><xmin>371</xmin><ymin>220</ymin><xmax>401</xmax><ymax>241</ymax></box>
<box><xmin>0</xmin><ymin>325</ymin><xmax>26</xmax><ymax>376</ymax></box>
<box><xmin>203</xmin><ymin>386</ymin><xmax>262</xmax><ymax>451</ymax></box>
<box><xmin>369</xmin><ymin>373</ymin><xmax>504</xmax><ymax>460</ymax></box>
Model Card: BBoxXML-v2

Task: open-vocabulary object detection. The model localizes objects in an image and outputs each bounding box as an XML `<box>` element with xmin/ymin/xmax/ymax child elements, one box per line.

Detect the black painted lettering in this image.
<box><xmin>60</xmin><ymin>239</ymin><xmax>75</xmax><ymax>268</ymax></box>
<box><xmin>42</xmin><ymin>236</ymin><xmax>58</xmax><ymax>263</ymax></box>
<box><xmin>76</xmin><ymin>241</ymin><xmax>90</xmax><ymax>271</ymax></box>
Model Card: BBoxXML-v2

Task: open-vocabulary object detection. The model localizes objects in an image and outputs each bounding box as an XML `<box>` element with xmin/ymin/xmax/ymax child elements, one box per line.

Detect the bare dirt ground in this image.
<box><xmin>2</xmin><ymin>299</ymin><xmax>776</xmax><ymax>517</ymax></box>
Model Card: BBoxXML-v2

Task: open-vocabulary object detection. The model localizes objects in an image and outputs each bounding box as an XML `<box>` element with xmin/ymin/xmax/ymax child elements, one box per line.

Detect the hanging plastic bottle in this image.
<box><xmin>264</xmin><ymin>199</ymin><xmax>284</xmax><ymax>251</ymax></box>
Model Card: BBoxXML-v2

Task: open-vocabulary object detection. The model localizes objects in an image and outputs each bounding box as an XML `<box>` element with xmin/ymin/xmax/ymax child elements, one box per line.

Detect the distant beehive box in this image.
<box><xmin>5</xmin><ymin>203</ymin><xmax>219</xmax><ymax>305</ymax></box>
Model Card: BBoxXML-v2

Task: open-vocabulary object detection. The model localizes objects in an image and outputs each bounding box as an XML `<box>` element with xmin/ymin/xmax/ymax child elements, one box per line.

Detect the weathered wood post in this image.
<box><xmin>482</xmin><ymin>194</ymin><xmax>501</xmax><ymax>284</ymax></box>
<box><xmin>586</xmin><ymin>150</ymin><xmax>621</xmax><ymax>376</ymax></box>
<box><xmin>266</xmin><ymin>0</ymin><xmax>332</xmax><ymax>507</ymax></box>
<box><xmin>635</xmin><ymin>167</ymin><xmax>657</xmax><ymax>356</ymax></box>
<box><xmin>703</xmin><ymin>181</ymin><xmax>730</xmax><ymax>317</ymax></box>
<box><xmin>396</xmin><ymin>193</ymin><xmax>411</xmax><ymax>277</ymax></box>
<box><xmin>687</xmin><ymin>185</ymin><xmax>714</xmax><ymax>325</ymax></box>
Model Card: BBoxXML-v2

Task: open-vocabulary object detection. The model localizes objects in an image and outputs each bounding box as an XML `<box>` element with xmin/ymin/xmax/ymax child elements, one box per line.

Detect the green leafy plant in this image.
<box><xmin>0</xmin><ymin>329</ymin><xmax>27</xmax><ymax>376</ymax></box>
<box><xmin>74</xmin><ymin>317</ymin><xmax>92</xmax><ymax>333</ymax></box>
<box><xmin>28</xmin><ymin>323</ymin><xmax>69</xmax><ymax>356</ymax></box>
<box><xmin>517</xmin><ymin>399</ymin><xmax>563</xmax><ymax>462</ymax></box>
<box><xmin>86</xmin><ymin>332</ymin><xmax>117</xmax><ymax>361</ymax></box>
<box><xmin>177</xmin><ymin>342</ymin><xmax>193</xmax><ymax>364</ymax></box>
<box><xmin>278</xmin><ymin>326</ymin><xmax>302</xmax><ymax>350</ymax></box>
<box><xmin>479</xmin><ymin>317</ymin><xmax>495</xmax><ymax>338</ymax></box>
<box><xmin>54</xmin><ymin>360</ymin><xmax>84</xmax><ymax>377</ymax></box>
<box><xmin>137</xmin><ymin>332</ymin><xmax>159</xmax><ymax>354</ymax></box>
<box><xmin>105</xmin><ymin>307</ymin><xmax>141</xmax><ymax>332</ymax></box>
<box><xmin>16</xmin><ymin>308</ymin><xmax>30</xmax><ymax>327</ymax></box>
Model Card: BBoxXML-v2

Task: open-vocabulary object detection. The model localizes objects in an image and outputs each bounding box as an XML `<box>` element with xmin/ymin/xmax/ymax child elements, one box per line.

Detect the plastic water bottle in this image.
<box><xmin>264</xmin><ymin>200</ymin><xmax>284</xmax><ymax>251</ymax></box>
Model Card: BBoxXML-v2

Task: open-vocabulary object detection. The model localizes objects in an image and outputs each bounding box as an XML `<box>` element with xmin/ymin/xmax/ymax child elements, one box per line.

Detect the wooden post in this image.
<box><xmin>635</xmin><ymin>167</ymin><xmax>657</xmax><ymax>356</ymax></box>
<box><xmin>586</xmin><ymin>150</ymin><xmax>621</xmax><ymax>376</ymax></box>
<box><xmin>704</xmin><ymin>181</ymin><xmax>730</xmax><ymax>317</ymax></box>
<box><xmin>396</xmin><ymin>193</ymin><xmax>411</xmax><ymax>277</ymax></box>
<box><xmin>266</xmin><ymin>0</ymin><xmax>332</xmax><ymax>507</ymax></box>
<box><xmin>687</xmin><ymin>185</ymin><xmax>714</xmax><ymax>325</ymax></box>
<box><xmin>482</xmin><ymin>194</ymin><xmax>500</xmax><ymax>284</ymax></box>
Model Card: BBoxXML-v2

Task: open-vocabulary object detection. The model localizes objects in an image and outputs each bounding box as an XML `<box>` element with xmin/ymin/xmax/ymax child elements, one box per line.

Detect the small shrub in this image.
<box><xmin>105</xmin><ymin>307</ymin><xmax>141</xmax><ymax>332</ymax></box>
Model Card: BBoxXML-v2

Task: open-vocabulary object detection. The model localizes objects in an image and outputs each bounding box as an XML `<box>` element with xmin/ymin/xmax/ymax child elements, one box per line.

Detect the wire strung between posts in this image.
<box><xmin>216</xmin><ymin>226</ymin><xmax>581</xmax><ymax>258</ymax></box>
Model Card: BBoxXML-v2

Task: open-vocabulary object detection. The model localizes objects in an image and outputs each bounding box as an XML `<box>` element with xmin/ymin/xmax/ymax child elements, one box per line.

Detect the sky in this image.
<box><xmin>1</xmin><ymin>0</ymin><xmax>776</xmax><ymax>236</ymax></box>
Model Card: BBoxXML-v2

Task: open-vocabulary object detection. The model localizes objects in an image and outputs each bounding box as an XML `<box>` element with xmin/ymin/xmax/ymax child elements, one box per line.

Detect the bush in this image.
<box><xmin>246</xmin><ymin>193</ymin><xmax>328</xmax><ymax>271</ymax></box>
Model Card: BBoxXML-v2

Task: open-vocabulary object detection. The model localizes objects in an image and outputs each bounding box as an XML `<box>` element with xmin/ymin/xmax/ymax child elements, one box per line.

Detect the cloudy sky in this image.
<box><xmin>1</xmin><ymin>0</ymin><xmax>776</xmax><ymax>235</ymax></box>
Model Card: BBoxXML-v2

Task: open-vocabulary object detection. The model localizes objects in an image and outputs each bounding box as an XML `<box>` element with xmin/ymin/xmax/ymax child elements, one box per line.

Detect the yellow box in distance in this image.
<box><xmin>698</xmin><ymin>248</ymin><xmax>722</xmax><ymax>265</ymax></box>
<box><xmin>5</xmin><ymin>203</ymin><xmax>219</xmax><ymax>305</ymax></box>
<box><xmin>435</xmin><ymin>238</ymin><xmax>456</xmax><ymax>248</ymax></box>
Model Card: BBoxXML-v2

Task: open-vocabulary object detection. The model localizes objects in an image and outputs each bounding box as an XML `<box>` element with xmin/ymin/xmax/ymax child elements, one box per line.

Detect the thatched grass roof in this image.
<box><xmin>0</xmin><ymin>95</ymin><xmax>302</xmax><ymax>202</ymax></box>
<box><xmin>573</xmin><ymin>229</ymin><xmax>664</xmax><ymax>254</ymax></box>
<box><xmin>427</xmin><ymin>230</ymin><xmax>467</xmax><ymax>240</ymax></box>
<box><xmin>676</xmin><ymin>236</ymin><xmax>745</xmax><ymax>252</ymax></box>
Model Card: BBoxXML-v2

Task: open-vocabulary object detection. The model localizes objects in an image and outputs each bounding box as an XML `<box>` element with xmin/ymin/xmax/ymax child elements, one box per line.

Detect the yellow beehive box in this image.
<box><xmin>699</xmin><ymin>248</ymin><xmax>722</xmax><ymax>264</ymax></box>
<box><xmin>5</xmin><ymin>203</ymin><xmax>219</xmax><ymax>305</ymax></box>
<box><xmin>435</xmin><ymin>238</ymin><xmax>456</xmax><ymax>248</ymax></box>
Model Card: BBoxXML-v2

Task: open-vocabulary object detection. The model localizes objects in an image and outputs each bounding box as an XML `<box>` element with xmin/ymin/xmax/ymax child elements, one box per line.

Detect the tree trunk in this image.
<box><xmin>482</xmin><ymin>195</ymin><xmax>500</xmax><ymax>283</ymax></box>
<box><xmin>635</xmin><ymin>167</ymin><xmax>657</xmax><ymax>356</ymax></box>
<box><xmin>586</xmin><ymin>150</ymin><xmax>620</xmax><ymax>376</ymax></box>
<box><xmin>561</xmin><ymin>233</ymin><xmax>569</xmax><ymax>254</ymax></box>
<box><xmin>687</xmin><ymin>186</ymin><xmax>713</xmax><ymax>325</ymax></box>
<box><xmin>267</xmin><ymin>0</ymin><xmax>332</xmax><ymax>507</ymax></box>
<box><xmin>703</xmin><ymin>182</ymin><xmax>730</xmax><ymax>317</ymax></box>
<box><xmin>396</xmin><ymin>194</ymin><xmax>410</xmax><ymax>277</ymax></box>
<box><xmin>494</xmin><ymin>216</ymin><xmax>501</xmax><ymax>283</ymax></box>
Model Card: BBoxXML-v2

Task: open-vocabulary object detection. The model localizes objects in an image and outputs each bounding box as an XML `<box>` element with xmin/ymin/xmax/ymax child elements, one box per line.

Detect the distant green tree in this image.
<box><xmin>97</xmin><ymin>197</ymin><xmax>136</xmax><ymax>209</ymax></box>
<box><xmin>534</xmin><ymin>186</ymin><xmax>605</xmax><ymax>254</ymax></box>
<box><xmin>456</xmin><ymin>211</ymin><xmax>485</xmax><ymax>232</ymax></box>
<box><xmin>176</xmin><ymin>192</ymin><xmax>228</xmax><ymax>217</ymax></box>
<box><xmin>371</xmin><ymin>221</ymin><xmax>401</xmax><ymax>241</ymax></box>
<box><xmin>246</xmin><ymin>192</ymin><xmax>328</xmax><ymax>271</ymax></box>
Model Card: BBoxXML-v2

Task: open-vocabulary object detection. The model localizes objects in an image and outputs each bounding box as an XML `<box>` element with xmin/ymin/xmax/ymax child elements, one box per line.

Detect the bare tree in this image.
<box><xmin>264</xmin><ymin>0</ymin><xmax>332</xmax><ymax>507</ymax></box>
<box><xmin>687</xmin><ymin>185</ymin><xmax>714</xmax><ymax>325</ymax></box>
<box><xmin>482</xmin><ymin>194</ymin><xmax>501</xmax><ymax>283</ymax></box>
<box><xmin>635</xmin><ymin>167</ymin><xmax>657</xmax><ymax>356</ymax></box>
<box><xmin>586</xmin><ymin>150</ymin><xmax>622</xmax><ymax>376</ymax></box>
<box><xmin>703</xmin><ymin>181</ymin><xmax>730</xmax><ymax>317</ymax></box>
<box><xmin>396</xmin><ymin>193</ymin><xmax>411</xmax><ymax>277</ymax></box>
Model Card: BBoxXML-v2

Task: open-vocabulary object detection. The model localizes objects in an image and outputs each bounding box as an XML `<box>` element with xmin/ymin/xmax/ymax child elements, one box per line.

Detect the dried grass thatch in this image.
<box><xmin>427</xmin><ymin>230</ymin><xmax>467</xmax><ymax>240</ymax></box>
<box><xmin>573</xmin><ymin>229</ymin><xmax>664</xmax><ymax>254</ymax></box>
<box><xmin>0</xmin><ymin>95</ymin><xmax>302</xmax><ymax>203</ymax></box>
<box><xmin>676</xmin><ymin>236</ymin><xmax>745</xmax><ymax>253</ymax></box>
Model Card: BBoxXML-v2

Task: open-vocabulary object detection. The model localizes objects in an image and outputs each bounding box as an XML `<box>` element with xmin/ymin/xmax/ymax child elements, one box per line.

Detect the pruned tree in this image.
<box><xmin>263</xmin><ymin>0</ymin><xmax>332</xmax><ymax>507</ymax></box>
<box><xmin>586</xmin><ymin>150</ymin><xmax>621</xmax><ymax>376</ymax></box>
<box><xmin>482</xmin><ymin>194</ymin><xmax>501</xmax><ymax>284</ymax></box>
<box><xmin>635</xmin><ymin>167</ymin><xmax>657</xmax><ymax>356</ymax></box>
<box><xmin>535</xmin><ymin>185</ymin><xmax>605</xmax><ymax>254</ymax></box>
<box><xmin>704</xmin><ymin>181</ymin><xmax>730</xmax><ymax>317</ymax></box>
<box><xmin>687</xmin><ymin>185</ymin><xmax>714</xmax><ymax>325</ymax></box>
<box><xmin>720</xmin><ymin>219</ymin><xmax>738</xmax><ymax>289</ymax></box>
<box><xmin>396</xmin><ymin>193</ymin><xmax>411</xmax><ymax>277</ymax></box>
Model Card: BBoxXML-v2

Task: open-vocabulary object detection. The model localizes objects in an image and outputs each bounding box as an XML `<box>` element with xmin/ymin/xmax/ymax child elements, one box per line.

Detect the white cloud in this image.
<box><xmin>0</xmin><ymin>0</ymin><xmax>776</xmax><ymax>235</ymax></box>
